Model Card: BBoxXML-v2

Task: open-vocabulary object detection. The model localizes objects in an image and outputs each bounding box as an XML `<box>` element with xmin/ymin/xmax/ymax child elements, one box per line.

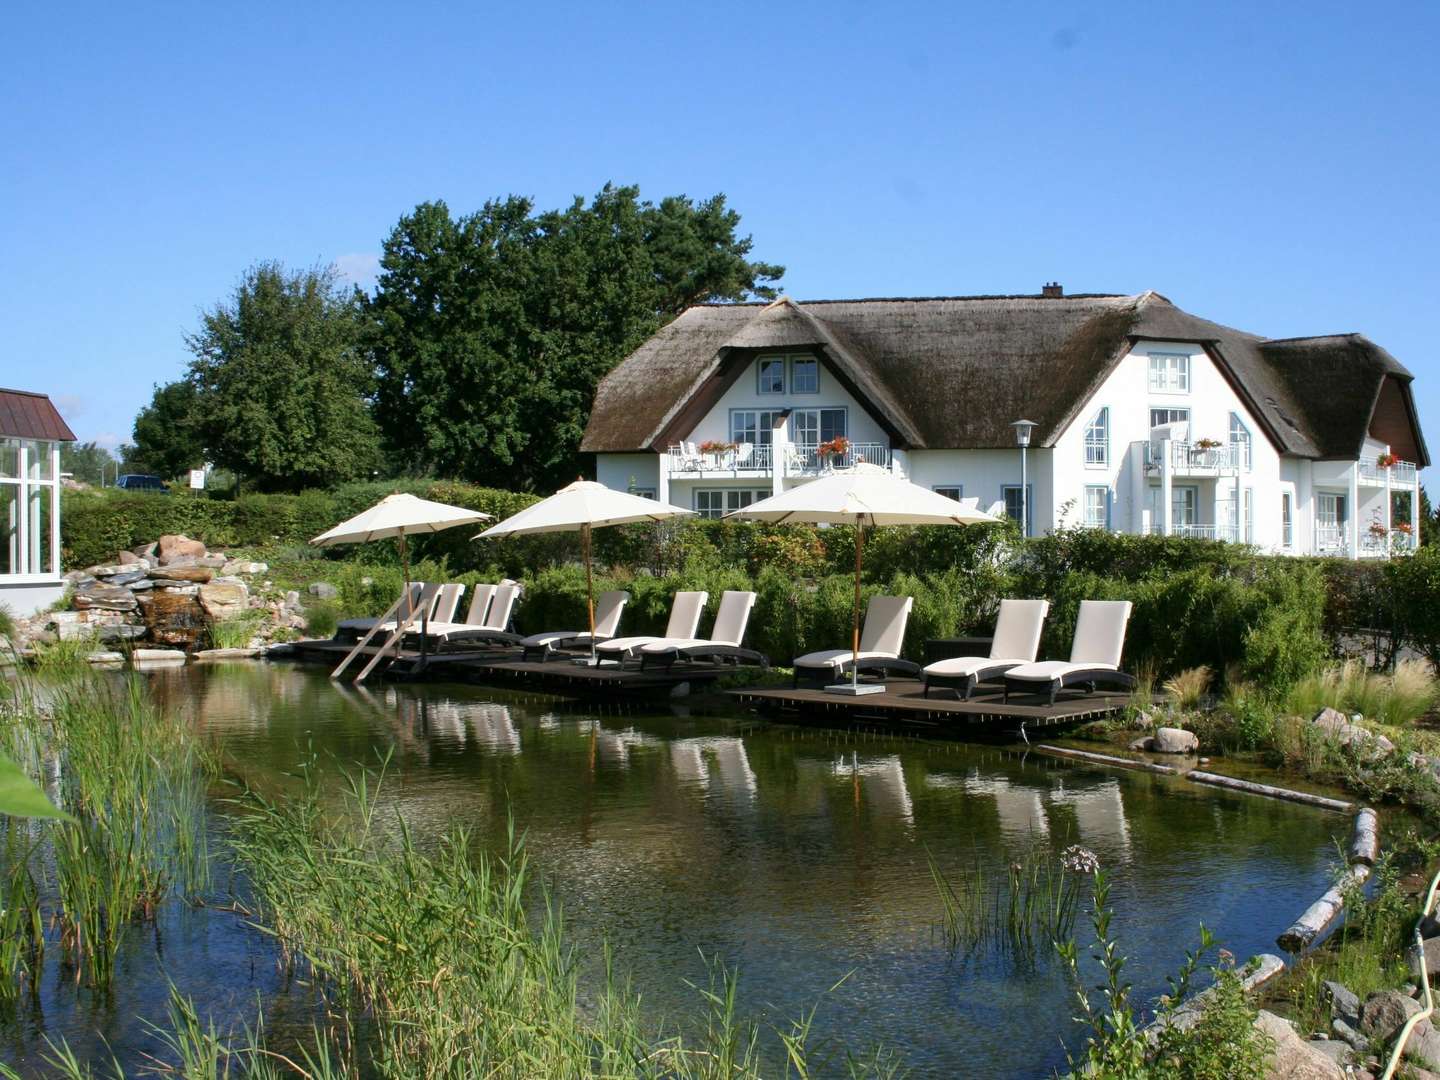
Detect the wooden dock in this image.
<box><xmin>729</xmin><ymin>679</ymin><xmax>1128</xmax><ymax>734</ymax></box>
<box><xmin>452</xmin><ymin>657</ymin><xmax>729</xmax><ymax>696</ymax></box>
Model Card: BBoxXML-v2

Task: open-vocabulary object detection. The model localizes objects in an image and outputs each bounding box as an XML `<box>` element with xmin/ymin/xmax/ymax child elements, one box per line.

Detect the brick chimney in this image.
<box><xmin>1041</xmin><ymin>282</ymin><xmax>1063</xmax><ymax>298</ymax></box>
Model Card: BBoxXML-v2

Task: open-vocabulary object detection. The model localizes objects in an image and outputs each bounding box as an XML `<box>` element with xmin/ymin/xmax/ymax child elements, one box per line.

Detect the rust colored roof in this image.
<box><xmin>0</xmin><ymin>388</ymin><xmax>78</xmax><ymax>441</ymax></box>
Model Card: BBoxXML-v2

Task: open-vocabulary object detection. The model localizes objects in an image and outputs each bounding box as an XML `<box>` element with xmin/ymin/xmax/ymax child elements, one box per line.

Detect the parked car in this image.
<box><xmin>116</xmin><ymin>474</ymin><xmax>169</xmax><ymax>492</ymax></box>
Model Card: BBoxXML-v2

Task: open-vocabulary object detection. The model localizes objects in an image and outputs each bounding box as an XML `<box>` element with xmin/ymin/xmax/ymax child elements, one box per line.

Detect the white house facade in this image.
<box><xmin>1</xmin><ymin>388</ymin><xmax>75</xmax><ymax>615</ymax></box>
<box><xmin>583</xmin><ymin>289</ymin><xmax>1426</xmax><ymax>558</ymax></box>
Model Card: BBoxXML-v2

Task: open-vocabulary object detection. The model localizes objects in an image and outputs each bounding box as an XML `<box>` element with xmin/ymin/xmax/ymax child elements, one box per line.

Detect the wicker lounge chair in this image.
<box><xmin>922</xmin><ymin>599</ymin><xmax>1050</xmax><ymax>699</ymax></box>
<box><xmin>593</xmin><ymin>591</ymin><xmax>709</xmax><ymax>664</ymax></box>
<box><xmin>519</xmin><ymin>591</ymin><xmax>631</xmax><ymax>662</ymax></box>
<box><xmin>413</xmin><ymin>583</ymin><xmax>521</xmax><ymax>649</ymax></box>
<box><xmin>1003</xmin><ymin>600</ymin><xmax>1134</xmax><ymax>704</ymax></box>
<box><xmin>792</xmin><ymin>596</ymin><xmax>917</xmax><ymax>687</ymax></box>
<box><xmin>638</xmin><ymin>590</ymin><xmax>765</xmax><ymax>670</ymax></box>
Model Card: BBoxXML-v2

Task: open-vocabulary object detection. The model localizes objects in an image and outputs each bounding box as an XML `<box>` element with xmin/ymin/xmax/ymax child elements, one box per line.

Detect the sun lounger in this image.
<box><xmin>593</xmin><ymin>591</ymin><xmax>709</xmax><ymax>664</ymax></box>
<box><xmin>520</xmin><ymin>591</ymin><xmax>631</xmax><ymax>661</ymax></box>
<box><xmin>922</xmin><ymin>599</ymin><xmax>1050</xmax><ymax>699</ymax></box>
<box><xmin>336</xmin><ymin>582</ymin><xmax>427</xmax><ymax>641</ymax></box>
<box><xmin>413</xmin><ymin>583</ymin><xmax>521</xmax><ymax>649</ymax></box>
<box><xmin>792</xmin><ymin>596</ymin><xmax>917</xmax><ymax>687</ymax></box>
<box><xmin>1003</xmin><ymin>600</ymin><xmax>1134</xmax><ymax>704</ymax></box>
<box><xmin>638</xmin><ymin>590</ymin><xmax>766</xmax><ymax>669</ymax></box>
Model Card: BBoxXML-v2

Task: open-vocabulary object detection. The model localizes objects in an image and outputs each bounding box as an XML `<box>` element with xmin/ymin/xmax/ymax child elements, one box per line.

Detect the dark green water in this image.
<box><xmin>4</xmin><ymin>663</ymin><xmax>1349</xmax><ymax>1077</ymax></box>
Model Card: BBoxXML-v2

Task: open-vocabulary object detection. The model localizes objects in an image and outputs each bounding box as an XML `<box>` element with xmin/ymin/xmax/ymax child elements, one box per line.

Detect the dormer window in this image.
<box><xmin>757</xmin><ymin>357</ymin><xmax>785</xmax><ymax>394</ymax></box>
<box><xmin>1148</xmin><ymin>353</ymin><xmax>1190</xmax><ymax>393</ymax></box>
<box><xmin>1084</xmin><ymin>407</ymin><xmax>1109</xmax><ymax>466</ymax></box>
<box><xmin>791</xmin><ymin>357</ymin><xmax>818</xmax><ymax>394</ymax></box>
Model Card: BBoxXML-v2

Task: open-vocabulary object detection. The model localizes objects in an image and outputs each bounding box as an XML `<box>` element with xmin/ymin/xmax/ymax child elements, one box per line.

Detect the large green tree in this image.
<box><xmin>366</xmin><ymin>185</ymin><xmax>782</xmax><ymax>490</ymax></box>
<box><xmin>178</xmin><ymin>262</ymin><xmax>381</xmax><ymax>492</ymax></box>
<box><xmin>59</xmin><ymin>441</ymin><xmax>117</xmax><ymax>486</ymax></box>
<box><xmin>129</xmin><ymin>379</ymin><xmax>207</xmax><ymax>479</ymax></box>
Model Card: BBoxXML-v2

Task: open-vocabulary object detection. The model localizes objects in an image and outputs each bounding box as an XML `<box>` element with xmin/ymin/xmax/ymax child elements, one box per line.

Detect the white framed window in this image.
<box><xmin>1001</xmin><ymin>484</ymin><xmax>1033</xmax><ymax>536</ymax></box>
<box><xmin>1229</xmin><ymin>413</ymin><xmax>1253</xmax><ymax>470</ymax></box>
<box><xmin>933</xmin><ymin>485</ymin><xmax>963</xmax><ymax>501</ymax></box>
<box><xmin>1083</xmin><ymin>485</ymin><xmax>1109</xmax><ymax>529</ymax></box>
<box><xmin>1281</xmin><ymin>492</ymin><xmax>1294</xmax><ymax>548</ymax></box>
<box><xmin>1150</xmin><ymin>485</ymin><xmax>1198</xmax><ymax>529</ymax></box>
<box><xmin>791</xmin><ymin>407</ymin><xmax>847</xmax><ymax>448</ymax></box>
<box><xmin>1148</xmin><ymin>352</ymin><xmax>1191</xmax><ymax>393</ymax></box>
<box><xmin>1084</xmin><ymin>407</ymin><xmax>1109</xmax><ymax>466</ymax></box>
<box><xmin>1</xmin><ymin>437</ymin><xmax>61</xmax><ymax>579</ymax></box>
<box><xmin>791</xmin><ymin>357</ymin><xmax>819</xmax><ymax>394</ymax></box>
<box><xmin>1243</xmin><ymin>487</ymin><xmax>1254</xmax><ymax>544</ymax></box>
<box><xmin>694</xmin><ymin>489</ymin><xmax>767</xmax><ymax>519</ymax></box>
<box><xmin>1149</xmin><ymin>406</ymin><xmax>1190</xmax><ymax>431</ymax></box>
<box><xmin>756</xmin><ymin>356</ymin><xmax>785</xmax><ymax>395</ymax></box>
<box><xmin>730</xmin><ymin>410</ymin><xmax>780</xmax><ymax>446</ymax></box>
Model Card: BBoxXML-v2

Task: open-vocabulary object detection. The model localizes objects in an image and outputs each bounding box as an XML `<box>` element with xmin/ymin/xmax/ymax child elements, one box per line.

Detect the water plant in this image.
<box><xmin>208</xmin><ymin>612</ymin><xmax>264</xmax><ymax>650</ymax></box>
<box><xmin>927</xmin><ymin>841</ymin><xmax>1088</xmax><ymax>959</ymax></box>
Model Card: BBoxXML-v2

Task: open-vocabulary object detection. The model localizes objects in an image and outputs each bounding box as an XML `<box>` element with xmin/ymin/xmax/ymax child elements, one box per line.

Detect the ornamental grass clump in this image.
<box><xmin>1162</xmin><ymin>666</ymin><xmax>1212</xmax><ymax>711</ymax></box>
<box><xmin>1287</xmin><ymin>658</ymin><xmax>1439</xmax><ymax>727</ymax></box>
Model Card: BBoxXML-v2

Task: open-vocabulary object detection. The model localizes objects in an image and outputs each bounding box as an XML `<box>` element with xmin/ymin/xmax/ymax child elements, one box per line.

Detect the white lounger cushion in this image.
<box><xmin>794</xmin><ymin>649</ymin><xmax>902</xmax><ymax>670</ymax></box>
<box><xmin>924</xmin><ymin>598</ymin><xmax>1050</xmax><ymax>678</ymax></box>
<box><xmin>424</xmin><ymin>584</ymin><xmax>520</xmax><ymax>639</ymax></box>
<box><xmin>597</xmin><ymin>591</ymin><xmax>708</xmax><ymax>656</ymax></box>
<box><xmin>795</xmin><ymin>595</ymin><xmax>913</xmax><ymax>668</ymax></box>
<box><xmin>638</xmin><ymin>590</ymin><xmax>756</xmax><ymax>654</ymax></box>
<box><xmin>521</xmin><ymin>591</ymin><xmax>630</xmax><ymax>647</ymax></box>
<box><xmin>1006</xmin><ymin>600</ymin><xmax>1132</xmax><ymax>683</ymax></box>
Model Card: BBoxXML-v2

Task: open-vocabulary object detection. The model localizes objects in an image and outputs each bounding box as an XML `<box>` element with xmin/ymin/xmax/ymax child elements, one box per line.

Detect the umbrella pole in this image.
<box><xmin>583</xmin><ymin>523</ymin><xmax>596</xmax><ymax>664</ymax></box>
<box><xmin>851</xmin><ymin>519</ymin><xmax>864</xmax><ymax>691</ymax></box>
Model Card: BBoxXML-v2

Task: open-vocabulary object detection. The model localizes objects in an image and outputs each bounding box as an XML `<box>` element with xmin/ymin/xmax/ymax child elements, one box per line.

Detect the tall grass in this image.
<box><xmin>207</xmin><ymin>613</ymin><xmax>263</xmax><ymax>650</ymax></box>
<box><xmin>927</xmin><ymin>841</ymin><xmax>1086</xmax><ymax>959</ymax></box>
<box><xmin>228</xmin><ymin>759</ymin><xmax>902</xmax><ymax>1078</ymax></box>
<box><xmin>1287</xmin><ymin>658</ymin><xmax>1439</xmax><ymax>726</ymax></box>
<box><xmin>1162</xmin><ymin>665</ymin><xmax>1211</xmax><ymax>710</ymax></box>
<box><xmin>0</xmin><ymin>670</ymin><xmax>213</xmax><ymax>990</ymax></box>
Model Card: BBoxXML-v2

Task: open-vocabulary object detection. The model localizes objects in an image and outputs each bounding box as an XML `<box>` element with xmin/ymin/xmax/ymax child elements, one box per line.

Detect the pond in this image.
<box><xmin>3</xmin><ymin>663</ymin><xmax>1347</xmax><ymax>1077</ymax></box>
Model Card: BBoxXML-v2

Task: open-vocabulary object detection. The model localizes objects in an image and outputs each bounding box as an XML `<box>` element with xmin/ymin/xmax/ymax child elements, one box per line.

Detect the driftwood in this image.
<box><xmin>1186</xmin><ymin>771</ymin><xmax>1353</xmax><ymax>813</ymax></box>
<box><xmin>1348</xmin><ymin>807</ymin><xmax>1380</xmax><ymax>866</ymax></box>
<box><xmin>1278</xmin><ymin>864</ymin><xmax>1371</xmax><ymax>952</ymax></box>
<box><xmin>1034</xmin><ymin>744</ymin><xmax>1177</xmax><ymax>776</ymax></box>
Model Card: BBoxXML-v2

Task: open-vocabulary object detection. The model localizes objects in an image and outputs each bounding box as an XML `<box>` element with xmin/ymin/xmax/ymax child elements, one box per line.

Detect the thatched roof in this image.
<box><xmin>581</xmin><ymin>292</ymin><xmax>1426</xmax><ymax>465</ymax></box>
<box><xmin>0</xmin><ymin>388</ymin><xmax>77</xmax><ymax>442</ymax></box>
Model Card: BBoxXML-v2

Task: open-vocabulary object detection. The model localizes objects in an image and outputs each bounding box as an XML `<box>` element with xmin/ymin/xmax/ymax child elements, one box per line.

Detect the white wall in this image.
<box><xmin>906</xmin><ymin>449</ymin><xmax>1052</xmax><ymax>532</ymax></box>
<box><xmin>1049</xmin><ymin>340</ymin><xmax>1285</xmax><ymax>548</ymax></box>
<box><xmin>595</xmin><ymin>454</ymin><xmax>658</xmax><ymax>495</ymax></box>
<box><xmin>687</xmin><ymin>353</ymin><xmax>890</xmax><ymax>449</ymax></box>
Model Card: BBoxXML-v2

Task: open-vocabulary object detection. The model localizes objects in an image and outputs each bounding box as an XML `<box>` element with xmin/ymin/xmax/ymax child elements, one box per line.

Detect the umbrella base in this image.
<box><xmin>824</xmin><ymin>683</ymin><xmax>886</xmax><ymax>696</ymax></box>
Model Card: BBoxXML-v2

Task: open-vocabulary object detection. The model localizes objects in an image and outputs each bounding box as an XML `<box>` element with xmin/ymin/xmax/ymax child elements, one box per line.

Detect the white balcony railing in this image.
<box><xmin>665</xmin><ymin>443</ymin><xmax>773</xmax><ymax>475</ymax></box>
<box><xmin>1358</xmin><ymin>458</ymin><xmax>1419</xmax><ymax>485</ymax></box>
<box><xmin>789</xmin><ymin>443</ymin><xmax>891</xmax><ymax>474</ymax></box>
<box><xmin>1315</xmin><ymin>525</ymin><xmax>1349</xmax><ymax>556</ymax></box>
<box><xmin>1146</xmin><ymin>441</ymin><xmax>1244</xmax><ymax>473</ymax></box>
<box><xmin>1146</xmin><ymin>523</ymin><xmax>1241</xmax><ymax>542</ymax></box>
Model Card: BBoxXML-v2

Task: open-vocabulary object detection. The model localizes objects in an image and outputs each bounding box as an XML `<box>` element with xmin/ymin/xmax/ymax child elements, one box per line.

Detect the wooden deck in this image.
<box><xmin>452</xmin><ymin>657</ymin><xmax>729</xmax><ymax>695</ymax></box>
<box><xmin>729</xmin><ymin>679</ymin><xmax>1127</xmax><ymax>734</ymax></box>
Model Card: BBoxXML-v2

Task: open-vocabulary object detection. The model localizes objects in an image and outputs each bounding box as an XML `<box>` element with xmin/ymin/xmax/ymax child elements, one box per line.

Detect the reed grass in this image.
<box><xmin>1287</xmin><ymin>658</ymin><xmax>1439</xmax><ymax>727</ymax></box>
<box><xmin>226</xmin><ymin>758</ymin><xmax>901</xmax><ymax>1078</ymax></box>
<box><xmin>208</xmin><ymin>613</ymin><xmax>264</xmax><ymax>650</ymax></box>
<box><xmin>927</xmin><ymin>841</ymin><xmax>1085</xmax><ymax>959</ymax></box>
<box><xmin>1162</xmin><ymin>665</ymin><xmax>1211</xmax><ymax>710</ymax></box>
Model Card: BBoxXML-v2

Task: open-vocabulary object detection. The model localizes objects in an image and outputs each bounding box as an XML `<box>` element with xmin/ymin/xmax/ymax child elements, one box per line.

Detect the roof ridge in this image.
<box><xmin>696</xmin><ymin>292</ymin><xmax>1132</xmax><ymax>308</ymax></box>
<box><xmin>0</xmin><ymin>387</ymin><xmax>54</xmax><ymax>399</ymax></box>
<box><xmin>1262</xmin><ymin>332</ymin><xmax>1365</xmax><ymax>345</ymax></box>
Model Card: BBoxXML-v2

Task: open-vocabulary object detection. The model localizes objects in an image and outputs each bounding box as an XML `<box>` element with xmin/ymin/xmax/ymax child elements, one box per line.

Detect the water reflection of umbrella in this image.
<box><xmin>478</xmin><ymin>481</ymin><xmax>693</xmax><ymax>662</ymax></box>
<box><xmin>726</xmin><ymin>465</ymin><xmax>995</xmax><ymax>695</ymax></box>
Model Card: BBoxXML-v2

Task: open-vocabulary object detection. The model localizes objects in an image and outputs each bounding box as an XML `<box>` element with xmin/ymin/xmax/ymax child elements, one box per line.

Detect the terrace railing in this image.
<box><xmin>666</xmin><ymin>443</ymin><xmax>773</xmax><ymax>475</ymax></box>
<box><xmin>1359</xmin><ymin>458</ymin><xmax>1418</xmax><ymax>485</ymax></box>
<box><xmin>790</xmin><ymin>443</ymin><xmax>891</xmax><ymax>474</ymax></box>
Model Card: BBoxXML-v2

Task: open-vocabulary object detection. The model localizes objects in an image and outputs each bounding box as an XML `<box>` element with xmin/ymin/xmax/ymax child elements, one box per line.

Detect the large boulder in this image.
<box><xmin>73</xmin><ymin>582</ymin><xmax>139</xmax><ymax>612</ymax></box>
<box><xmin>1255</xmin><ymin>1011</ymin><xmax>1345</xmax><ymax>1079</ymax></box>
<box><xmin>308</xmin><ymin>582</ymin><xmax>339</xmax><ymax>599</ymax></box>
<box><xmin>117</xmin><ymin>550</ymin><xmax>147</xmax><ymax>567</ymax></box>
<box><xmin>86</xmin><ymin>562</ymin><xmax>135</xmax><ymax>578</ymax></box>
<box><xmin>1313</xmin><ymin>707</ymin><xmax>1396</xmax><ymax>756</ymax></box>
<box><xmin>1323</xmin><ymin>981</ymin><xmax>1360</xmax><ymax>1026</ymax></box>
<box><xmin>1406</xmin><ymin>1019</ymin><xmax>1440</xmax><ymax>1070</ymax></box>
<box><xmin>105</xmin><ymin>570</ymin><xmax>148</xmax><ymax>586</ymax></box>
<box><xmin>199</xmin><ymin>578</ymin><xmax>249</xmax><ymax>621</ymax></box>
<box><xmin>151</xmin><ymin>565</ymin><xmax>215</xmax><ymax>584</ymax></box>
<box><xmin>1360</xmin><ymin>988</ymin><xmax>1421</xmax><ymax>1039</ymax></box>
<box><xmin>158</xmin><ymin>534</ymin><xmax>206</xmax><ymax>563</ymax></box>
<box><xmin>1412</xmin><ymin>937</ymin><xmax>1440</xmax><ymax>982</ymax></box>
<box><xmin>1152</xmin><ymin>727</ymin><xmax>1199</xmax><ymax>754</ymax></box>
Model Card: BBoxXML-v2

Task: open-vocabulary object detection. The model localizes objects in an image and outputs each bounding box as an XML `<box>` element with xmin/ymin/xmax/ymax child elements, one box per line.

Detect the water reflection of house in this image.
<box><xmin>669</xmin><ymin>737</ymin><xmax>757</xmax><ymax>798</ymax></box>
<box><xmin>832</xmin><ymin>754</ymin><xmax>914</xmax><ymax>826</ymax></box>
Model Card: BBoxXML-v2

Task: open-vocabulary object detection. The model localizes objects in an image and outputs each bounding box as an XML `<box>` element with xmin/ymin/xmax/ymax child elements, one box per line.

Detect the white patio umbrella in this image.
<box><xmin>310</xmin><ymin>492</ymin><xmax>493</xmax><ymax>589</ymax></box>
<box><xmin>725</xmin><ymin>464</ymin><xmax>997</xmax><ymax>694</ymax></box>
<box><xmin>477</xmin><ymin>480</ymin><xmax>695</xmax><ymax>661</ymax></box>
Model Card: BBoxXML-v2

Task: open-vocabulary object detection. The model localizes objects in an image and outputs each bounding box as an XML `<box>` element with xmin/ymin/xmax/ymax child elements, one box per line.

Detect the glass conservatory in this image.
<box><xmin>0</xmin><ymin>390</ymin><xmax>74</xmax><ymax>616</ymax></box>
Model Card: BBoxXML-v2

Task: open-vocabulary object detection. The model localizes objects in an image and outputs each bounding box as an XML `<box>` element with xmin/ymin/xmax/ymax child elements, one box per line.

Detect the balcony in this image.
<box><xmin>787</xmin><ymin>443</ymin><xmax>892</xmax><ymax>475</ymax></box>
<box><xmin>1145</xmin><ymin>441</ymin><xmax>1244</xmax><ymax>475</ymax></box>
<box><xmin>664</xmin><ymin>442</ymin><xmax>893</xmax><ymax>479</ymax></box>
<box><xmin>1146</xmin><ymin>523</ymin><xmax>1241</xmax><ymax>542</ymax></box>
<box><xmin>1358</xmin><ymin>458</ymin><xmax>1418</xmax><ymax>486</ymax></box>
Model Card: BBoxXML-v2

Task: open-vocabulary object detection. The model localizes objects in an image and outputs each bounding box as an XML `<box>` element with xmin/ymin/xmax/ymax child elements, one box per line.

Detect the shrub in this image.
<box><xmin>302</xmin><ymin>601</ymin><xmax>341</xmax><ymax>640</ymax></box>
<box><xmin>1390</xmin><ymin>545</ymin><xmax>1440</xmax><ymax>670</ymax></box>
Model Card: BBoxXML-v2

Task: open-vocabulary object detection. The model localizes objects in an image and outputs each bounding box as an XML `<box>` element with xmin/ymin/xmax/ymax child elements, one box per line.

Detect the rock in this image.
<box><xmin>95</xmin><ymin>624</ymin><xmax>147</xmax><ymax>644</ymax></box>
<box><xmin>1256</xmin><ymin>1011</ymin><xmax>1346</xmax><ymax>1079</ymax></box>
<box><xmin>195</xmin><ymin>555</ymin><xmax>228</xmax><ymax>569</ymax></box>
<box><xmin>129</xmin><ymin>648</ymin><xmax>186</xmax><ymax>665</ymax></box>
<box><xmin>1324</xmin><ymin>981</ymin><xmax>1361</xmax><ymax>1025</ymax></box>
<box><xmin>128</xmin><ymin>578</ymin><xmax>155</xmax><ymax>592</ymax></box>
<box><xmin>105</xmin><ymin>570</ymin><xmax>148</xmax><ymax>586</ymax></box>
<box><xmin>194</xmin><ymin>648</ymin><xmax>261</xmax><ymax>661</ymax></box>
<box><xmin>150</xmin><ymin>565</ymin><xmax>215</xmax><ymax>583</ymax></box>
<box><xmin>63</xmin><ymin>570</ymin><xmax>96</xmax><ymax>585</ymax></box>
<box><xmin>222</xmin><ymin>560</ymin><xmax>268</xmax><ymax>576</ymax></box>
<box><xmin>198</xmin><ymin>578</ymin><xmax>249</xmax><ymax>620</ymax></box>
<box><xmin>1152</xmin><ymin>727</ymin><xmax>1200</xmax><ymax>754</ymax></box>
<box><xmin>1313</xmin><ymin>707</ymin><xmax>1396</xmax><ymax>757</ymax></box>
<box><xmin>1406</xmin><ymin>1020</ymin><xmax>1440</xmax><ymax>1070</ymax></box>
<box><xmin>73</xmin><ymin>583</ymin><xmax>139</xmax><ymax>611</ymax></box>
<box><xmin>1128</xmin><ymin>736</ymin><xmax>1154</xmax><ymax>751</ymax></box>
<box><xmin>85</xmin><ymin>651</ymin><xmax>126</xmax><ymax>665</ymax></box>
<box><xmin>1333</xmin><ymin>1017</ymin><xmax>1367</xmax><ymax>1049</ymax></box>
<box><xmin>118</xmin><ymin>550</ymin><xmax>146</xmax><ymax>566</ymax></box>
<box><xmin>308</xmin><ymin>582</ymin><xmax>339</xmax><ymax>599</ymax></box>
<box><xmin>132</xmin><ymin>542</ymin><xmax>158</xmax><ymax>559</ymax></box>
<box><xmin>1306</xmin><ymin>1038</ymin><xmax>1352</xmax><ymax>1068</ymax></box>
<box><xmin>1360</xmin><ymin>989</ymin><xmax>1420</xmax><ymax>1039</ymax></box>
<box><xmin>1412</xmin><ymin>939</ymin><xmax>1440</xmax><ymax>982</ymax></box>
<box><xmin>86</xmin><ymin>563</ymin><xmax>135</xmax><ymax>577</ymax></box>
<box><xmin>151</xmin><ymin>583</ymin><xmax>200</xmax><ymax>597</ymax></box>
<box><xmin>158</xmin><ymin>535</ymin><xmax>206</xmax><ymax>562</ymax></box>
<box><xmin>284</xmin><ymin>590</ymin><xmax>301</xmax><ymax>612</ymax></box>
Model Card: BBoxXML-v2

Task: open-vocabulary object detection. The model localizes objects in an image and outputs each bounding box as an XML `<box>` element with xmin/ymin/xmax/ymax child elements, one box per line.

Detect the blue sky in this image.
<box><xmin>4</xmin><ymin>1</ymin><xmax>1437</xmax><ymax>473</ymax></box>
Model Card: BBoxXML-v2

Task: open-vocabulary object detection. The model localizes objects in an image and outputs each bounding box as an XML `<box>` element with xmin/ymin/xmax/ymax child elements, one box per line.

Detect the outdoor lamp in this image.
<box><xmin>1011</xmin><ymin>419</ymin><xmax>1036</xmax><ymax>537</ymax></box>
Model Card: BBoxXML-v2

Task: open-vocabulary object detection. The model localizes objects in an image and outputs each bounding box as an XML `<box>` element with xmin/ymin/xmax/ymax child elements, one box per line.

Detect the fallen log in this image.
<box><xmin>1186</xmin><ymin>771</ymin><xmax>1353</xmax><ymax>813</ymax></box>
<box><xmin>1277</xmin><ymin>863</ymin><xmax>1371</xmax><ymax>952</ymax></box>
